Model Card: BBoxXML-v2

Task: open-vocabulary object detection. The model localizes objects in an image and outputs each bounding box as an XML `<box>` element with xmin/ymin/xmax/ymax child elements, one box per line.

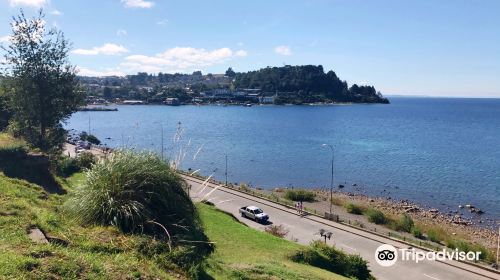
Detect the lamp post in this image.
<box><xmin>322</xmin><ymin>144</ymin><xmax>334</xmax><ymax>214</ymax></box>
<box><xmin>496</xmin><ymin>222</ymin><xmax>499</xmax><ymax>268</ymax></box>
<box><xmin>225</xmin><ymin>153</ymin><xmax>228</xmax><ymax>186</ymax></box>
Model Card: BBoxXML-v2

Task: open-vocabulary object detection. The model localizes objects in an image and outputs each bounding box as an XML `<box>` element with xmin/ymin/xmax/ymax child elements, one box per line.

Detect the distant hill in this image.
<box><xmin>77</xmin><ymin>65</ymin><xmax>389</xmax><ymax>105</ymax></box>
<box><xmin>234</xmin><ymin>65</ymin><xmax>389</xmax><ymax>104</ymax></box>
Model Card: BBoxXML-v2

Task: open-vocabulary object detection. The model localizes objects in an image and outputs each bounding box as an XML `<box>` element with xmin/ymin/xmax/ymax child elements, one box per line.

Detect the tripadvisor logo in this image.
<box><xmin>375</xmin><ymin>244</ymin><xmax>481</xmax><ymax>267</ymax></box>
<box><xmin>375</xmin><ymin>244</ymin><xmax>398</xmax><ymax>267</ymax></box>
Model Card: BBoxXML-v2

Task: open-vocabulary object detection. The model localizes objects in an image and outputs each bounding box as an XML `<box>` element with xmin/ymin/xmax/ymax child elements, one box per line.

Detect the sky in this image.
<box><xmin>1</xmin><ymin>0</ymin><xmax>500</xmax><ymax>97</ymax></box>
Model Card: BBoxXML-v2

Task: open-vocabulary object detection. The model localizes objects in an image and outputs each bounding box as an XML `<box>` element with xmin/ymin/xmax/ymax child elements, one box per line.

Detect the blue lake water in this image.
<box><xmin>65</xmin><ymin>97</ymin><xmax>500</xmax><ymax>225</ymax></box>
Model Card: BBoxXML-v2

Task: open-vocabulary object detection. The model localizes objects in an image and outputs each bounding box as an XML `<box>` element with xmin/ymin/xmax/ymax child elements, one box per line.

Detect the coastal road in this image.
<box><xmin>183</xmin><ymin>175</ymin><xmax>499</xmax><ymax>280</ymax></box>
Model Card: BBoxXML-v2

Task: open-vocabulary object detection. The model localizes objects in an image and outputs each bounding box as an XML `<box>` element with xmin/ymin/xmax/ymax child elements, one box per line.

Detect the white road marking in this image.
<box><xmin>217</xmin><ymin>199</ymin><xmax>233</xmax><ymax>204</ymax></box>
<box><xmin>339</xmin><ymin>243</ymin><xmax>357</xmax><ymax>251</ymax></box>
<box><xmin>423</xmin><ymin>273</ymin><xmax>441</xmax><ymax>280</ymax></box>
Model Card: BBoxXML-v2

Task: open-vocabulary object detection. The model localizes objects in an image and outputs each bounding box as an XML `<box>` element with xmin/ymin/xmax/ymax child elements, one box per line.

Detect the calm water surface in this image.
<box><xmin>66</xmin><ymin>97</ymin><xmax>500</xmax><ymax>225</ymax></box>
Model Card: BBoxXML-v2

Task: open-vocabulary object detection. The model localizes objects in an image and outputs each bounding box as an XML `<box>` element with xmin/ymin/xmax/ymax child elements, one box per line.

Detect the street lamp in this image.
<box><xmin>496</xmin><ymin>222</ymin><xmax>499</xmax><ymax>268</ymax></box>
<box><xmin>322</xmin><ymin>144</ymin><xmax>334</xmax><ymax>214</ymax></box>
<box><xmin>225</xmin><ymin>153</ymin><xmax>228</xmax><ymax>186</ymax></box>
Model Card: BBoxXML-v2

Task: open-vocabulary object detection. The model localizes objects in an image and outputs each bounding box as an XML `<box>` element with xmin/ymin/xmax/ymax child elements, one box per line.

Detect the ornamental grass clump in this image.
<box><xmin>65</xmin><ymin>150</ymin><xmax>196</xmax><ymax>237</ymax></box>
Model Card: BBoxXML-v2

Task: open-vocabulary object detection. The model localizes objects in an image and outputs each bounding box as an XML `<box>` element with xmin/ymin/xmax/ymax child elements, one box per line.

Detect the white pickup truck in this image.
<box><xmin>239</xmin><ymin>206</ymin><xmax>269</xmax><ymax>223</ymax></box>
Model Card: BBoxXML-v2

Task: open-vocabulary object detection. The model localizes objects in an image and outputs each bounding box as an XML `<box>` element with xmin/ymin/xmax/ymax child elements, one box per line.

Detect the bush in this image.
<box><xmin>411</xmin><ymin>227</ymin><xmax>423</xmax><ymax>239</ymax></box>
<box><xmin>426</xmin><ymin>229</ymin><xmax>442</xmax><ymax>243</ymax></box>
<box><xmin>291</xmin><ymin>240</ymin><xmax>372</xmax><ymax>280</ymax></box>
<box><xmin>365</xmin><ymin>208</ymin><xmax>386</xmax><ymax>224</ymax></box>
<box><xmin>75</xmin><ymin>152</ymin><xmax>96</xmax><ymax>169</ymax></box>
<box><xmin>284</xmin><ymin>189</ymin><xmax>316</xmax><ymax>202</ymax></box>
<box><xmin>65</xmin><ymin>150</ymin><xmax>197</xmax><ymax>235</ymax></box>
<box><xmin>66</xmin><ymin>150</ymin><xmax>214</xmax><ymax>278</ymax></box>
<box><xmin>79</xmin><ymin>131</ymin><xmax>101</xmax><ymax>145</ymax></box>
<box><xmin>345</xmin><ymin>203</ymin><xmax>364</xmax><ymax>215</ymax></box>
<box><xmin>445</xmin><ymin>239</ymin><xmax>491</xmax><ymax>262</ymax></box>
<box><xmin>265</xmin><ymin>224</ymin><xmax>289</xmax><ymax>238</ymax></box>
<box><xmin>56</xmin><ymin>156</ymin><xmax>80</xmax><ymax>177</ymax></box>
<box><xmin>395</xmin><ymin>214</ymin><xmax>414</xmax><ymax>232</ymax></box>
<box><xmin>56</xmin><ymin>153</ymin><xmax>96</xmax><ymax>177</ymax></box>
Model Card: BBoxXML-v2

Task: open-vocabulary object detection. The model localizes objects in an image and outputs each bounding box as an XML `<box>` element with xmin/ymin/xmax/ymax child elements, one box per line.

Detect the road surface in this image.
<box><xmin>184</xmin><ymin>175</ymin><xmax>499</xmax><ymax>280</ymax></box>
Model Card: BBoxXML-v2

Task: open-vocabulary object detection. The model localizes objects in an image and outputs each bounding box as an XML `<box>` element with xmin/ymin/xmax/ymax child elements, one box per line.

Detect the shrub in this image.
<box><xmin>291</xmin><ymin>240</ymin><xmax>372</xmax><ymax>280</ymax></box>
<box><xmin>265</xmin><ymin>224</ymin><xmax>289</xmax><ymax>238</ymax></box>
<box><xmin>75</xmin><ymin>152</ymin><xmax>96</xmax><ymax>169</ymax></box>
<box><xmin>426</xmin><ymin>229</ymin><xmax>442</xmax><ymax>243</ymax></box>
<box><xmin>238</xmin><ymin>183</ymin><xmax>250</xmax><ymax>192</ymax></box>
<box><xmin>284</xmin><ymin>189</ymin><xmax>316</xmax><ymax>202</ymax></box>
<box><xmin>79</xmin><ymin>131</ymin><xmax>101</xmax><ymax>145</ymax></box>
<box><xmin>411</xmin><ymin>227</ymin><xmax>423</xmax><ymax>239</ymax></box>
<box><xmin>65</xmin><ymin>150</ymin><xmax>197</xmax><ymax>235</ymax></box>
<box><xmin>330</xmin><ymin>197</ymin><xmax>345</xmax><ymax>206</ymax></box>
<box><xmin>445</xmin><ymin>239</ymin><xmax>491</xmax><ymax>261</ymax></box>
<box><xmin>365</xmin><ymin>208</ymin><xmax>386</xmax><ymax>224</ymax></box>
<box><xmin>56</xmin><ymin>156</ymin><xmax>80</xmax><ymax>177</ymax></box>
<box><xmin>395</xmin><ymin>214</ymin><xmax>414</xmax><ymax>232</ymax></box>
<box><xmin>345</xmin><ymin>203</ymin><xmax>364</xmax><ymax>215</ymax></box>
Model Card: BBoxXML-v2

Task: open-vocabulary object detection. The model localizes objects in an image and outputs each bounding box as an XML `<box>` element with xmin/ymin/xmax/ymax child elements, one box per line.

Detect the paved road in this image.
<box><xmin>184</xmin><ymin>175</ymin><xmax>498</xmax><ymax>280</ymax></box>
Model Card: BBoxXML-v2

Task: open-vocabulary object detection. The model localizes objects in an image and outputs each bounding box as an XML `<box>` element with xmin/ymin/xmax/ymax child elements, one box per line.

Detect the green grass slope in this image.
<box><xmin>0</xmin><ymin>173</ymin><xmax>349</xmax><ymax>280</ymax></box>
<box><xmin>0</xmin><ymin>173</ymin><xmax>175</xmax><ymax>279</ymax></box>
<box><xmin>198</xmin><ymin>203</ymin><xmax>348</xmax><ymax>280</ymax></box>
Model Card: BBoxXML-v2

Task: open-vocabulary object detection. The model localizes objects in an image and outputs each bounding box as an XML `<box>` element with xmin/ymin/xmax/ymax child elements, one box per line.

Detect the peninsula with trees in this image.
<box><xmin>81</xmin><ymin>65</ymin><xmax>389</xmax><ymax>106</ymax></box>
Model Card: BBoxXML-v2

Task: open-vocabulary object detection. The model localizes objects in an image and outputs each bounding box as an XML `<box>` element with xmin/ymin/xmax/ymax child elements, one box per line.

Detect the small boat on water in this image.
<box><xmin>244</xmin><ymin>103</ymin><xmax>252</xmax><ymax>107</ymax></box>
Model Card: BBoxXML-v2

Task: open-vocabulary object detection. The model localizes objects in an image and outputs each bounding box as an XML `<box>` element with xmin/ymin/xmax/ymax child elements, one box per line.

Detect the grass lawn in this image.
<box><xmin>0</xmin><ymin>173</ymin><xmax>175</xmax><ymax>279</ymax></box>
<box><xmin>198</xmin><ymin>203</ymin><xmax>348</xmax><ymax>280</ymax></box>
<box><xmin>0</xmin><ymin>172</ymin><xmax>349</xmax><ymax>280</ymax></box>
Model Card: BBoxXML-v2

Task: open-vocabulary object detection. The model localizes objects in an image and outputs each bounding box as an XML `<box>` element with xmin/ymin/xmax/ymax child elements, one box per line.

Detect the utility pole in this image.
<box><xmin>160</xmin><ymin>123</ymin><xmax>164</xmax><ymax>160</ymax></box>
<box><xmin>225</xmin><ymin>153</ymin><xmax>228</xmax><ymax>186</ymax></box>
<box><xmin>322</xmin><ymin>144</ymin><xmax>334</xmax><ymax>214</ymax></box>
<box><xmin>496</xmin><ymin>223</ymin><xmax>499</xmax><ymax>268</ymax></box>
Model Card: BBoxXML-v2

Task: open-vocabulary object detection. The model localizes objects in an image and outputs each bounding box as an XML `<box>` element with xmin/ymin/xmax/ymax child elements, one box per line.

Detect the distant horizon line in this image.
<box><xmin>385</xmin><ymin>94</ymin><xmax>500</xmax><ymax>99</ymax></box>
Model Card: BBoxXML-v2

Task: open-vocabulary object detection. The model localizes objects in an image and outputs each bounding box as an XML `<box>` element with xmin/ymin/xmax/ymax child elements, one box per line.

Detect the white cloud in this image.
<box><xmin>156</xmin><ymin>19</ymin><xmax>168</xmax><ymax>26</ymax></box>
<box><xmin>50</xmin><ymin>9</ymin><xmax>62</xmax><ymax>16</ymax></box>
<box><xmin>0</xmin><ymin>35</ymin><xmax>12</xmax><ymax>43</ymax></box>
<box><xmin>274</xmin><ymin>45</ymin><xmax>292</xmax><ymax>56</ymax></box>
<box><xmin>72</xmin><ymin>43</ymin><xmax>129</xmax><ymax>56</ymax></box>
<box><xmin>121</xmin><ymin>0</ymin><xmax>154</xmax><ymax>8</ymax></box>
<box><xmin>235</xmin><ymin>50</ymin><xmax>248</xmax><ymax>57</ymax></box>
<box><xmin>120</xmin><ymin>47</ymin><xmax>244</xmax><ymax>73</ymax></box>
<box><xmin>9</xmin><ymin>0</ymin><xmax>47</xmax><ymax>7</ymax></box>
<box><xmin>117</xmin><ymin>29</ymin><xmax>127</xmax><ymax>36</ymax></box>
<box><xmin>77</xmin><ymin>67</ymin><xmax>125</xmax><ymax>77</ymax></box>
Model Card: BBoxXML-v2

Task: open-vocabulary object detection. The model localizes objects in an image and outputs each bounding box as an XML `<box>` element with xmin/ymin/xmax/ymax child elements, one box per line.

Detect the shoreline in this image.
<box><xmin>82</xmin><ymin>101</ymin><xmax>388</xmax><ymax>108</ymax></box>
<box><xmin>185</xmin><ymin>171</ymin><xmax>497</xmax><ymax>257</ymax></box>
<box><xmin>311</xmin><ymin>189</ymin><xmax>498</xmax><ymax>249</ymax></box>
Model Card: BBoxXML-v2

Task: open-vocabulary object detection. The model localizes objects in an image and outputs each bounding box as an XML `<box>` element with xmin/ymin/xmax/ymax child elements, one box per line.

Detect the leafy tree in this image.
<box><xmin>225</xmin><ymin>67</ymin><xmax>236</xmax><ymax>77</ymax></box>
<box><xmin>1</xmin><ymin>10</ymin><xmax>84</xmax><ymax>152</ymax></box>
<box><xmin>102</xmin><ymin>86</ymin><xmax>112</xmax><ymax>99</ymax></box>
<box><xmin>0</xmin><ymin>80</ymin><xmax>11</xmax><ymax>131</ymax></box>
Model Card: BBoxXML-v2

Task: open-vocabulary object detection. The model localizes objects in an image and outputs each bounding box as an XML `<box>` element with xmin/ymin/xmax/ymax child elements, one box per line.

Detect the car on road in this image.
<box><xmin>239</xmin><ymin>206</ymin><xmax>269</xmax><ymax>223</ymax></box>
